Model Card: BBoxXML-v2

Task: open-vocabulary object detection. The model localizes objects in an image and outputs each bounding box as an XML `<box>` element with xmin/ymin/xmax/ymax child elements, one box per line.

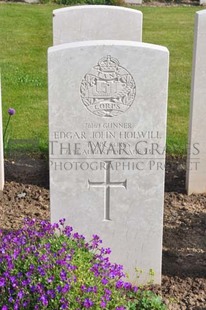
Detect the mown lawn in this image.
<box><xmin>0</xmin><ymin>3</ymin><xmax>203</xmax><ymax>154</ymax></box>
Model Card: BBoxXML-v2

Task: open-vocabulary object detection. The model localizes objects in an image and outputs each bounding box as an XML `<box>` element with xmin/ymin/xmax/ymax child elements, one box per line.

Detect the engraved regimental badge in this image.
<box><xmin>80</xmin><ymin>55</ymin><xmax>136</xmax><ymax>118</ymax></box>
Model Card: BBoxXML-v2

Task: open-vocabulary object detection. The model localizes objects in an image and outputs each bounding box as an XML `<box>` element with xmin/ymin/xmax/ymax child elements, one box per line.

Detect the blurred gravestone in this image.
<box><xmin>187</xmin><ymin>10</ymin><xmax>206</xmax><ymax>194</ymax></box>
<box><xmin>124</xmin><ymin>0</ymin><xmax>142</xmax><ymax>4</ymax></box>
<box><xmin>53</xmin><ymin>5</ymin><xmax>142</xmax><ymax>45</ymax></box>
<box><xmin>0</xmin><ymin>76</ymin><xmax>4</xmax><ymax>191</ymax></box>
<box><xmin>48</xmin><ymin>40</ymin><xmax>169</xmax><ymax>284</ymax></box>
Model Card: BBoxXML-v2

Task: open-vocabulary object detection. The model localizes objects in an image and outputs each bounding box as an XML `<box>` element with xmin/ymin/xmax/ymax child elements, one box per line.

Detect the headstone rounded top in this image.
<box><xmin>197</xmin><ymin>9</ymin><xmax>206</xmax><ymax>15</ymax></box>
<box><xmin>53</xmin><ymin>5</ymin><xmax>143</xmax><ymax>16</ymax></box>
<box><xmin>49</xmin><ymin>40</ymin><xmax>169</xmax><ymax>54</ymax></box>
<box><xmin>52</xmin><ymin>5</ymin><xmax>143</xmax><ymax>45</ymax></box>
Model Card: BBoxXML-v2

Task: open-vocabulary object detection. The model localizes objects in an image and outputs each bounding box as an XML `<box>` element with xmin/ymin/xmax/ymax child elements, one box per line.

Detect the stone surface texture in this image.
<box><xmin>0</xmin><ymin>77</ymin><xmax>4</xmax><ymax>191</ymax></box>
<box><xmin>53</xmin><ymin>5</ymin><xmax>142</xmax><ymax>45</ymax></box>
<box><xmin>186</xmin><ymin>10</ymin><xmax>206</xmax><ymax>194</ymax></box>
<box><xmin>48</xmin><ymin>41</ymin><xmax>169</xmax><ymax>284</ymax></box>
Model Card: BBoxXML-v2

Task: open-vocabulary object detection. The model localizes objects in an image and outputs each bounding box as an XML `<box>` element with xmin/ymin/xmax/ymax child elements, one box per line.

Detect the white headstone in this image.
<box><xmin>53</xmin><ymin>5</ymin><xmax>142</xmax><ymax>45</ymax></box>
<box><xmin>48</xmin><ymin>40</ymin><xmax>169</xmax><ymax>284</ymax></box>
<box><xmin>186</xmin><ymin>10</ymin><xmax>206</xmax><ymax>194</ymax></box>
<box><xmin>125</xmin><ymin>0</ymin><xmax>142</xmax><ymax>4</ymax></box>
<box><xmin>200</xmin><ymin>0</ymin><xmax>206</xmax><ymax>5</ymax></box>
<box><xmin>0</xmin><ymin>75</ymin><xmax>4</xmax><ymax>191</ymax></box>
<box><xmin>24</xmin><ymin>0</ymin><xmax>39</xmax><ymax>3</ymax></box>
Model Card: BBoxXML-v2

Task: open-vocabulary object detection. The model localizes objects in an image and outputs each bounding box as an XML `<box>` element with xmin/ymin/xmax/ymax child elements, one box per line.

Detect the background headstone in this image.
<box><xmin>24</xmin><ymin>0</ymin><xmax>39</xmax><ymax>3</ymax></box>
<box><xmin>53</xmin><ymin>5</ymin><xmax>142</xmax><ymax>45</ymax></box>
<box><xmin>200</xmin><ymin>0</ymin><xmax>206</xmax><ymax>5</ymax></box>
<box><xmin>48</xmin><ymin>40</ymin><xmax>169</xmax><ymax>284</ymax></box>
<box><xmin>186</xmin><ymin>10</ymin><xmax>206</xmax><ymax>194</ymax></box>
<box><xmin>124</xmin><ymin>0</ymin><xmax>142</xmax><ymax>4</ymax></box>
<box><xmin>0</xmin><ymin>75</ymin><xmax>4</xmax><ymax>191</ymax></box>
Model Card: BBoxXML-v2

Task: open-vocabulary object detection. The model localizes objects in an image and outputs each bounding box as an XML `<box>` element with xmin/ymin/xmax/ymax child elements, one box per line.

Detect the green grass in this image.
<box><xmin>0</xmin><ymin>4</ymin><xmax>204</xmax><ymax>155</ymax></box>
<box><xmin>0</xmin><ymin>3</ymin><xmax>58</xmax><ymax>153</ymax></box>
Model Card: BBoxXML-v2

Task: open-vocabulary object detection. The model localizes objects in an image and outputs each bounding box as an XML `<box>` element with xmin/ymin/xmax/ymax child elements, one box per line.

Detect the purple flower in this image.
<box><xmin>91</xmin><ymin>234</ymin><xmax>102</xmax><ymax>248</ymax></box>
<box><xmin>61</xmin><ymin>283</ymin><xmax>70</xmax><ymax>294</ymax></box>
<box><xmin>123</xmin><ymin>282</ymin><xmax>132</xmax><ymax>290</ymax></box>
<box><xmin>116</xmin><ymin>280</ymin><xmax>124</xmax><ymax>289</ymax></box>
<box><xmin>23</xmin><ymin>301</ymin><xmax>29</xmax><ymax>307</ymax></box>
<box><xmin>59</xmin><ymin>218</ymin><xmax>66</xmax><ymax>226</ymax></box>
<box><xmin>104</xmin><ymin>288</ymin><xmax>111</xmax><ymax>296</ymax></box>
<box><xmin>60</xmin><ymin>269</ymin><xmax>67</xmax><ymax>281</ymax></box>
<box><xmin>47</xmin><ymin>289</ymin><xmax>56</xmax><ymax>298</ymax></box>
<box><xmin>60</xmin><ymin>298</ymin><xmax>69</xmax><ymax>309</ymax></box>
<box><xmin>40</xmin><ymin>295</ymin><xmax>48</xmax><ymax>306</ymax></box>
<box><xmin>45</xmin><ymin>243</ymin><xmax>51</xmax><ymax>250</ymax></box>
<box><xmin>81</xmin><ymin>285</ymin><xmax>87</xmax><ymax>292</ymax></box>
<box><xmin>17</xmin><ymin>290</ymin><xmax>24</xmax><ymax>299</ymax></box>
<box><xmin>64</xmin><ymin>225</ymin><xmax>73</xmax><ymax>237</ymax></box>
<box><xmin>133</xmin><ymin>285</ymin><xmax>138</xmax><ymax>292</ymax></box>
<box><xmin>100</xmin><ymin>300</ymin><xmax>107</xmax><ymax>308</ymax></box>
<box><xmin>8</xmin><ymin>108</ymin><xmax>16</xmax><ymax>115</ymax></box>
<box><xmin>0</xmin><ymin>218</ymin><xmax>141</xmax><ymax>309</ymax></box>
<box><xmin>101</xmin><ymin>278</ymin><xmax>108</xmax><ymax>285</ymax></box>
<box><xmin>0</xmin><ymin>277</ymin><xmax>5</xmax><ymax>287</ymax></box>
<box><xmin>104</xmin><ymin>248</ymin><xmax>111</xmax><ymax>255</ymax></box>
<box><xmin>87</xmin><ymin>286</ymin><xmax>97</xmax><ymax>293</ymax></box>
<box><xmin>73</xmin><ymin>232</ymin><xmax>85</xmax><ymax>241</ymax></box>
<box><xmin>57</xmin><ymin>285</ymin><xmax>62</xmax><ymax>293</ymax></box>
<box><xmin>47</xmin><ymin>276</ymin><xmax>54</xmax><ymax>283</ymax></box>
<box><xmin>37</xmin><ymin>266</ymin><xmax>45</xmax><ymax>276</ymax></box>
<box><xmin>83</xmin><ymin>298</ymin><xmax>93</xmax><ymax>308</ymax></box>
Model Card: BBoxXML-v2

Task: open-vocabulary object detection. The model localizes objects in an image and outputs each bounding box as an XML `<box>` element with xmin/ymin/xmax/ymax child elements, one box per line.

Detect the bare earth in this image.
<box><xmin>0</xmin><ymin>156</ymin><xmax>206</xmax><ymax>309</ymax></box>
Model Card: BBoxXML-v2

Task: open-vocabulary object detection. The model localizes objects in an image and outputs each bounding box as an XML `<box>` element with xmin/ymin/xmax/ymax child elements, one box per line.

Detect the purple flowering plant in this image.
<box><xmin>3</xmin><ymin>107</ymin><xmax>16</xmax><ymax>146</ymax></box>
<box><xmin>0</xmin><ymin>219</ymin><xmax>166</xmax><ymax>309</ymax></box>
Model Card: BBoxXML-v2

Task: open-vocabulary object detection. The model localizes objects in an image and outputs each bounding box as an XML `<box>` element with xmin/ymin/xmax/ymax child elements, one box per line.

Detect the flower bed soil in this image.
<box><xmin>0</xmin><ymin>156</ymin><xmax>206</xmax><ymax>309</ymax></box>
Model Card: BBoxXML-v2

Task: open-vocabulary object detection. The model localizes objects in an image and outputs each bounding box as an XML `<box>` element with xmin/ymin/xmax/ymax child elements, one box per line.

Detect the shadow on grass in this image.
<box><xmin>165</xmin><ymin>155</ymin><xmax>186</xmax><ymax>193</ymax></box>
<box><xmin>5</xmin><ymin>156</ymin><xmax>49</xmax><ymax>189</ymax></box>
<box><xmin>4</xmin><ymin>154</ymin><xmax>186</xmax><ymax>191</ymax></box>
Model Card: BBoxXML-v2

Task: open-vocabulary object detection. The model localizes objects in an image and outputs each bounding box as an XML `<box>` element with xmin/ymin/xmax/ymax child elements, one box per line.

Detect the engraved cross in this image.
<box><xmin>88</xmin><ymin>161</ymin><xmax>127</xmax><ymax>221</ymax></box>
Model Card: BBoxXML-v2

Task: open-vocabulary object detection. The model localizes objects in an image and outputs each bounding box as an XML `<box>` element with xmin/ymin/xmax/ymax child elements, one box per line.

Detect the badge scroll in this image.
<box><xmin>80</xmin><ymin>55</ymin><xmax>136</xmax><ymax>118</ymax></box>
